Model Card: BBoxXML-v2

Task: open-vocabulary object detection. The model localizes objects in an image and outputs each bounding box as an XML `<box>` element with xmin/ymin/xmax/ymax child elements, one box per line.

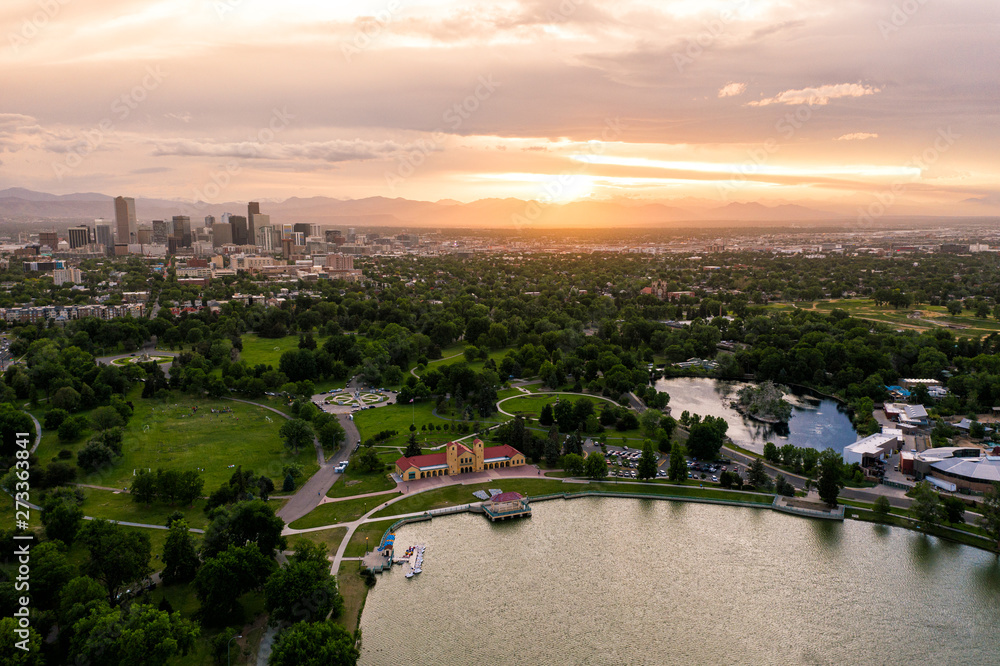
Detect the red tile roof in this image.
<box><xmin>483</xmin><ymin>444</ymin><xmax>522</xmax><ymax>459</ymax></box>
<box><xmin>395</xmin><ymin>451</ymin><xmax>447</xmax><ymax>471</ymax></box>
<box><xmin>489</xmin><ymin>491</ymin><xmax>524</xmax><ymax>502</ymax></box>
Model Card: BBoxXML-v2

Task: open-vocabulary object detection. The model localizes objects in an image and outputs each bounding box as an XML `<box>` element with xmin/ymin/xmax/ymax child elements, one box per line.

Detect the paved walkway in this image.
<box><xmin>410</xmin><ymin>352</ymin><xmax>464</xmax><ymax>378</ymax></box>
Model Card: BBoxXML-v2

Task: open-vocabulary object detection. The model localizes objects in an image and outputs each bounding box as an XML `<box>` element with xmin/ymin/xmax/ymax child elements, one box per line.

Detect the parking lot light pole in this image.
<box><xmin>228</xmin><ymin>634</ymin><xmax>242</xmax><ymax>666</ymax></box>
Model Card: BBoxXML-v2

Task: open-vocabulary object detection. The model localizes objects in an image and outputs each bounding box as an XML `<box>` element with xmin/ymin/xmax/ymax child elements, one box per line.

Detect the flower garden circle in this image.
<box><xmin>324</xmin><ymin>391</ymin><xmax>389</xmax><ymax>408</ymax></box>
<box><xmin>111</xmin><ymin>354</ymin><xmax>174</xmax><ymax>366</ymax></box>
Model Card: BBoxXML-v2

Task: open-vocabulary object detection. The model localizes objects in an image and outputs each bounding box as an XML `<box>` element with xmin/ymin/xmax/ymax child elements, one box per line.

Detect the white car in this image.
<box><xmin>334</xmin><ymin>462</ymin><xmax>348</xmax><ymax>473</ymax></box>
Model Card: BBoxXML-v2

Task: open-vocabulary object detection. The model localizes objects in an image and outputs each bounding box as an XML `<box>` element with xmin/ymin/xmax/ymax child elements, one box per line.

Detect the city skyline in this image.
<box><xmin>0</xmin><ymin>1</ymin><xmax>997</xmax><ymax>218</ymax></box>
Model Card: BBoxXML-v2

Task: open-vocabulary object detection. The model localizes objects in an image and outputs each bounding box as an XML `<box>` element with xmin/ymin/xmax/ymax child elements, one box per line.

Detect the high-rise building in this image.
<box><xmin>137</xmin><ymin>228</ymin><xmax>152</xmax><ymax>245</ymax></box>
<box><xmin>292</xmin><ymin>231</ymin><xmax>305</xmax><ymax>246</ymax></box>
<box><xmin>281</xmin><ymin>223</ymin><xmax>294</xmax><ymax>240</ymax></box>
<box><xmin>205</xmin><ymin>215</ymin><xmax>216</xmax><ymax>226</ymax></box>
<box><xmin>230</xmin><ymin>216</ymin><xmax>248</xmax><ymax>245</ymax></box>
<box><xmin>212</xmin><ymin>223</ymin><xmax>233</xmax><ymax>246</ymax></box>
<box><xmin>114</xmin><ymin>196</ymin><xmax>137</xmax><ymax>245</ymax></box>
<box><xmin>347</xmin><ymin>227</ymin><xmax>356</xmax><ymax>242</ymax></box>
<box><xmin>250</xmin><ymin>213</ymin><xmax>269</xmax><ymax>246</ymax></box>
<box><xmin>95</xmin><ymin>221</ymin><xmax>114</xmax><ymax>253</ymax></box>
<box><xmin>325</xmin><ymin>229</ymin><xmax>344</xmax><ymax>244</ymax></box>
<box><xmin>293</xmin><ymin>223</ymin><xmax>311</xmax><ymax>238</ymax></box>
<box><xmin>172</xmin><ymin>216</ymin><xmax>191</xmax><ymax>247</ymax></box>
<box><xmin>256</xmin><ymin>225</ymin><xmax>275</xmax><ymax>252</ymax></box>
<box><xmin>246</xmin><ymin>202</ymin><xmax>260</xmax><ymax>245</ymax></box>
<box><xmin>152</xmin><ymin>220</ymin><xmax>171</xmax><ymax>244</ymax></box>
<box><xmin>67</xmin><ymin>225</ymin><xmax>91</xmax><ymax>249</ymax></box>
<box><xmin>39</xmin><ymin>231</ymin><xmax>58</xmax><ymax>250</ymax></box>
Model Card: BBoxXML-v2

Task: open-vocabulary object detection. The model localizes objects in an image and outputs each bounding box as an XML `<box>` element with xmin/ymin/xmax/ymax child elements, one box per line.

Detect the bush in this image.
<box><xmin>873</xmin><ymin>495</ymin><xmax>891</xmax><ymax>517</ymax></box>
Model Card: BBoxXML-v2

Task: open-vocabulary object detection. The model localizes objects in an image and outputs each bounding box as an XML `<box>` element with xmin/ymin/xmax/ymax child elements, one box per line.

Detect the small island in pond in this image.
<box><xmin>732</xmin><ymin>381</ymin><xmax>793</xmax><ymax>424</ymax></box>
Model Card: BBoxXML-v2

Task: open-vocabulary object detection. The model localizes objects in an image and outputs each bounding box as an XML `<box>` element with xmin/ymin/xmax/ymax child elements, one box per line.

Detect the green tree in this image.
<box><xmin>561</xmin><ymin>453</ymin><xmax>584</xmax><ymax>476</ymax></box>
<box><xmin>539</xmin><ymin>403</ymin><xmax>554</xmax><ymax>426</ymax></box>
<box><xmin>0</xmin><ymin>617</ymin><xmax>44</xmax><ymax>665</ymax></box>
<box><xmin>637</xmin><ymin>440</ymin><xmax>658</xmax><ymax>480</ymax></box>
<box><xmin>31</xmin><ymin>540</ymin><xmax>73</xmax><ymax>610</ymax></box>
<box><xmin>585</xmin><ymin>451</ymin><xmax>607</xmax><ymax>479</ymax></box>
<box><xmin>41</xmin><ymin>491</ymin><xmax>84</xmax><ymax>545</ymax></box>
<box><xmin>69</xmin><ymin>602</ymin><xmax>199</xmax><ymax>666</ymax></box>
<box><xmin>544</xmin><ymin>427</ymin><xmax>561</xmax><ymax>467</ymax></box>
<box><xmin>264</xmin><ymin>559</ymin><xmax>344</xmax><ymax>625</ymax></box>
<box><xmin>668</xmin><ymin>442</ymin><xmax>687</xmax><ymax>482</ymax></box>
<box><xmin>162</xmin><ymin>519</ymin><xmax>200</xmax><ymax>585</ymax></box>
<box><xmin>910</xmin><ymin>481</ymin><xmax>944</xmax><ymax>529</ymax></box>
<box><xmin>685</xmin><ymin>419</ymin><xmax>725</xmax><ymax>460</ymax></box>
<box><xmin>977</xmin><ymin>482</ymin><xmax>1000</xmax><ymax>550</ymax></box>
<box><xmin>268</xmin><ymin>620</ymin><xmax>359</xmax><ymax>666</ymax></box>
<box><xmin>78</xmin><ymin>518</ymin><xmax>153</xmax><ymax>604</ymax></box>
<box><xmin>316</xmin><ymin>419</ymin><xmax>346</xmax><ymax>451</ymax></box>
<box><xmin>356</xmin><ymin>446</ymin><xmax>383</xmax><ymax>473</ymax></box>
<box><xmin>746</xmin><ymin>458</ymin><xmax>770</xmax><ymax>489</ymax></box>
<box><xmin>280</xmin><ymin>418</ymin><xmax>314</xmax><ymax>455</ymax></box>
<box><xmin>403</xmin><ymin>432</ymin><xmax>421</xmax><ymax>458</ymax></box>
<box><xmin>873</xmin><ymin>495</ymin><xmax>892</xmax><ymax>518</ymax></box>
<box><xmin>195</xmin><ymin>543</ymin><xmax>277</xmax><ymax>624</ymax></box>
<box><xmin>201</xmin><ymin>499</ymin><xmax>287</xmax><ymax>559</ymax></box>
<box><xmin>941</xmin><ymin>495</ymin><xmax>966</xmax><ymax>524</ymax></box>
<box><xmin>817</xmin><ymin>449</ymin><xmax>843</xmax><ymax>507</ymax></box>
<box><xmin>640</xmin><ymin>409</ymin><xmax>662</xmax><ymax>438</ymax></box>
<box><xmin>91</xmin><ymin>405</ymin><xmax>125</xmax><ymax>431</ymax></box>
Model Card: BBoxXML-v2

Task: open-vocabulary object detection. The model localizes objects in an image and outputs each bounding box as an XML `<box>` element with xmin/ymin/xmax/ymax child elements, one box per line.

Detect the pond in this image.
<box><xmin>654</xmin><ymin>376</ymin><xmax>858</xmax><ymax>455</ymax></box>
<box><xmin>359</xmin><ymin>498</ymin><xmax>1000</xmax><ymax>665</ymax></box>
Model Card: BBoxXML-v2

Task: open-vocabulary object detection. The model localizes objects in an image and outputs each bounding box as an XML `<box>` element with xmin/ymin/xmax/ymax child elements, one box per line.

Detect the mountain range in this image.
<box><xmin>0</xmin><ymin>187</ymin><xmax>989</xmax><ymax>230</ymax></box>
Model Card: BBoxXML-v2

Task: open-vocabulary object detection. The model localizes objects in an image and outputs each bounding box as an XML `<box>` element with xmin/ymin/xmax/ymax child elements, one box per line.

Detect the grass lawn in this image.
<box><xmin>289</xmin><ymin>493</ymin><xmax>402</xmax><ymax>529</ymax></box>
<box><xmin>39</xmin><ymin>395</ymin><xmax>320</xmax><ymax>491</ymax></box>
<box><xmin>770</xmin><ymin>298</ymin><xmax>1000</xmax><ymax>338</ymax></box>
<box><xmin>286</xmin><ymin>526</ymin><xmax>348</xmax><ymax>554</ymax></box>
<box><xmin>326</xmin><ymin>467</ymin><xmax>397</xmax><ymax>498</ymax></box>
<box><xmin>238</xmin><ymin>333</ymin><xmax>326</xmax><ymax>368</ymax></box>
<box><xmin>343</xmin><ymin>519</ymin><xmax>396</xmax><ymax>557</ymax></box>
<box><xmin>337</xmin><ymin>561</ymin><xmax>369</xmax><ymax>634</ymax></box>
<box><xmin>79</xmin><ymin>487</ymin><xmax>211</xmax><ymax>529</ymax></box>
<box><xmin>354</xmin><ymin>399</ymin><xmax>505</xmax><ymax>452</ymax></box>
<box><xmin>499</xmin><ymin>392</ymin><xmax>618</xmax><ymax>418</ymax></box>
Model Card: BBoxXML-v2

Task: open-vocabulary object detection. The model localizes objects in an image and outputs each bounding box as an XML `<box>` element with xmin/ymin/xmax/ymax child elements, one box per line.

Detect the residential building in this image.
<box><xmin>52</xmin><ymin>267</ymin><xmax>83</xmax><ymax>286</ymax></box>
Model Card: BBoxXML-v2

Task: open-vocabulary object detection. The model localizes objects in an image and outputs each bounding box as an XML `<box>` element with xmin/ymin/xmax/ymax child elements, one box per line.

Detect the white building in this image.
<box><xmin>52</xmin><ymin>267</ymin><xmax>83</xmax><ymax>286</ymax></box>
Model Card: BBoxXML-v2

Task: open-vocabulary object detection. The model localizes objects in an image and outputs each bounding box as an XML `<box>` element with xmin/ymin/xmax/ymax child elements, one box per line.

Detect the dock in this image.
<box><xmin>481</xmin><ymin>491</ymin><xmax>532</xmax><ymax>521</ymax></box>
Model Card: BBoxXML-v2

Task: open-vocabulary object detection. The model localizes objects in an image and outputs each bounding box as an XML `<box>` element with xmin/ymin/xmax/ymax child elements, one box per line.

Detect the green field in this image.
<box><xmin>353</xmin><ymin>399</ymin><xmax>506</xmax><ymax>453</ymax></box>
<box><xmin>499</xmin><ymin>392</ymin><xmax>619</xmax><ymax>418</ymax></box>
<box><xmin>326</xmin><ymin>466</ymin><xmax>397</xmax><ymax>498</ymax></box>
<box><xmin>337</xmin><ymin>561</ymin><xmax>369</xmax><ymax>634</ymax></box>
<box><xmin>769</xmin><ymin>298</ymin><xmax>1000</xmax><ymax>337</ymax></box>
<box><xmin>80</xmin><ymin>487</ymin><xmax>211</xmax><ymax>529</ymax></box>
<box><xmin>287</xmin><ymin>526</ymin><xmax>348</xmax><ymax>553</ymax></box>
<box><xmin>238</xmin><ymin>333</ymin><xmax>325</xmax><ymax>368</ymax></box>
<box><xmin>288</xmin><ymin>493</ymin><xmax>402</xmax><ymax>529</ymax></box>
<box><xmin>36</xmin><ymin>395</ymin><xmax>319</xmax><ymax>491</ymax></box>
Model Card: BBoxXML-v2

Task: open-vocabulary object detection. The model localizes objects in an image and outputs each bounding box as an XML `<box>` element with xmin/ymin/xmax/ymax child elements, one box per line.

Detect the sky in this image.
<box><xmin>0</xmin><ymin>0</ymin><xmax>998</xmax><ymax>216</ymax></box>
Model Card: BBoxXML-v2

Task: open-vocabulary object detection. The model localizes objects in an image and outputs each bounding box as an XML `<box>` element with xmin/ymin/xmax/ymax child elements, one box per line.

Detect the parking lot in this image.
<box><xmin>600</xmin><ymin>444</ymin><xmax>745</xmax><ymax>485</ymax></box>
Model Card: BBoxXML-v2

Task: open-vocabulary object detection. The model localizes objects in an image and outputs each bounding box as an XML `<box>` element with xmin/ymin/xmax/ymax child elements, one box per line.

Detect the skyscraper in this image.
<box><xmin>212</xmin><ymin>223</ymin><xmax>233</xmax><ymax>246</ymax></box>
<box><xmin>205</xmin><ymin>215</ymin><xmax>216</xmax><ymax>226</ymax></box>
<box><xmin>230</xmin><ymin>215</ymin><xmax>248</xmax><ymax>245</ymax></box>
<box><xmin>152</xmin><ymin>220</ymin><xmax>171</xmax><ymax>244</ymax></box>
<box><xmin>95</xmin><ymin>221</ymin><xmax>113</xmax><ymax>253</ymax></box>
<box><xmin>250</xmin><ymin>213</ymin><xmax>269</xmax><ymax>246</ymax></box>
<box><xmin>67</xmin><ymin>225</ymin><xmax>91</xmax><ymax>249</ymax></box>
<box><xmin>256</xmin><ymin>225</ymin><xmax>275</xmax><ymax>252</ymax></box>
<box><xmin>172</xmin><ymin>216</ymin><xmax>191</xmax><ymax>247</ymax></box>
<box><xmin>114</xmin><ymin>196</ymin><xmax>137</xmax><ymax>245</ymax></box>
<box><xmin>247</xmin><ymin>202</ymin><xmax>260</xmax><ymax>244</ymax></box>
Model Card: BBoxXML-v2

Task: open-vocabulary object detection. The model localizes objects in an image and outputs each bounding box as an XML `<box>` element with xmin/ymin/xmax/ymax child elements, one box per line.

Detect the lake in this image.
<box><xmin>654</xmin><ymin>376</ymin><xmax>858</xmax><ymax>455</ymax></box>
<box><xmin>358</xmin><ymin>498</ymin><xmax>1000</xmax><ymax>665</ymax></box>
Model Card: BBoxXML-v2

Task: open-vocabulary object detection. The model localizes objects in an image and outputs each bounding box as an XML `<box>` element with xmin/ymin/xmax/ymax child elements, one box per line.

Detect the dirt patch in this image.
<box><xmin>346</xmin><ymin>480</ymin><xmax>361</xmax><ymax>487</ymax></box>
<box><xmin>782</xmin><ymin>498</ymin><xmax>836</xmax><ymax>513</ymax></box>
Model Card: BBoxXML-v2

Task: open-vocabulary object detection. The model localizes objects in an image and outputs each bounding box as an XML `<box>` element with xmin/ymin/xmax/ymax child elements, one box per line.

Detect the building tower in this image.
<box><xmin>67</xmin><ymin>225</ymin><xmax>91</xmax><ymax>249</ymax></box>
<box><xmin>114</xmin><ymin>196</ymin><xmax>137</xmax><ymax>245</ymax></box>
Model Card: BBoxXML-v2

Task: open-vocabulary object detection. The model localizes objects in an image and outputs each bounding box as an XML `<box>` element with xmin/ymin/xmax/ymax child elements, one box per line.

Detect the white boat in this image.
<box><xmin>405</xmin><ymin>571</ymin><xmax>414</xmax><ymax>578</ymax></box>
<box><xmin>413</xmin><ymin>568</ymin><xmax>421</xmax><ymax>574</ymax></box>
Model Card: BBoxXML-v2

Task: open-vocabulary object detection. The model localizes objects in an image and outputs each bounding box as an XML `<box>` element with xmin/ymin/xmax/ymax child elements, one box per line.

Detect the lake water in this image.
<box><xmin>359</xmin><ymin>498</ymin><xmax>1000</xmax><ymax>665</ymax></box>
<box><xmin>654</xmin><ymin>377</ymin><xmax>858</xmax><ymax>455</ymax></box>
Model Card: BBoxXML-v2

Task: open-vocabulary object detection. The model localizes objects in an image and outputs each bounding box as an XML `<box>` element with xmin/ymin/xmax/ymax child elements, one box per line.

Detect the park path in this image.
<box><xmin>495</xmin><ymin>391</ymin><xmax>619</xmax><ymax>417</ymax></box>
<box><xmin>409</xmin><ymin>351</ymin><xmax>464</xmax><ymax>378</ymax></box>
